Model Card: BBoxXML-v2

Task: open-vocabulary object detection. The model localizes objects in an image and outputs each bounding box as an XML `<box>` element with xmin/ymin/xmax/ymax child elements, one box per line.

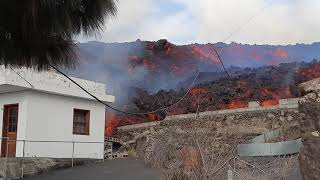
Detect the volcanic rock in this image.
<box><xmin>299</xmin><ymin>77</ymin><xmax>320</xmax><ymax>94</ymax></box>
<box><xmin>298</xmin><ymin>78</ymin><xmax>320</xmax><ymax>180</ymax></box>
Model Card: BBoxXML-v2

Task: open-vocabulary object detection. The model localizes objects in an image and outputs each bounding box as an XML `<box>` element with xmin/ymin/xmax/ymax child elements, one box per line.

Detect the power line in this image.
<box><xmin>205</xmin><ymin>1</ymin><xmax>274</xmax><ymax>104</ymax></box>
<box><xmin>49</xmin><ymin>64</ymin><xmax>199</xmax><ymax>115</ymax></box>
<box><xmin>214</xmin><ymin>0</ymin><xmax>274</xmax><ymax>75</ymax></box>
<box><xmin>9</xmin><ymin>67</ymin><xmax>34</xmax><ymax>88</ymax></box>
<box><xmin>214</xmin><ymin>0</ymin><xmax>274</xmax><ymax>72</ymax></box>
<box><xmin>220</xmin><ymin>0</ymin><xmax>274</xmax><ymax>44</ymax></box>
<box><xmin>212</xmin><ymin>48</ymin><xmax>230</xmax><ymax>77</ymax></box>
<box><xmin>195</xmin><ymin>1</ymin><xmax>274</xmax><ymax>80</ymax></box>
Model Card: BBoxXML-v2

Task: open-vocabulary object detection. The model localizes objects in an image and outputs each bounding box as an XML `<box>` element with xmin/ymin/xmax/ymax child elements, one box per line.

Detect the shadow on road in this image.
<box><xmin>25</xmin><ymin>158</ymin><xmax>161</xmax><ymax>180</ymax></box>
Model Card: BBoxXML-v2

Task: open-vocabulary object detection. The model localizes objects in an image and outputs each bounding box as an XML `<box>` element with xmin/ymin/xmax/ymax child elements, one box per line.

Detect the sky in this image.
<box><xmin>78</xmin><ymin>0</ymin><xmax>320</xmax><ymax>45</ymax></box>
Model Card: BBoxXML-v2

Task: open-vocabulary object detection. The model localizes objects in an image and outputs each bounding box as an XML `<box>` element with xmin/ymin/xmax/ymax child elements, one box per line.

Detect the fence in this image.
<box><xmin>0</xmin><ymin>137</ymin><xmax>106</xmax><ymax>179</ymax></box>
<box><xmin>237</xmin><ymin>128</ymin><xmax>303</xmax><ymax>157</ymax></box>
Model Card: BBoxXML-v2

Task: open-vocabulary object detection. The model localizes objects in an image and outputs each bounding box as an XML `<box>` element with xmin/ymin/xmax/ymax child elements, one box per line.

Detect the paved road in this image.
<box><xmin>25</xmin><ymin>159</ymin><xmax>161</xmax><ymax>180</ymax></box>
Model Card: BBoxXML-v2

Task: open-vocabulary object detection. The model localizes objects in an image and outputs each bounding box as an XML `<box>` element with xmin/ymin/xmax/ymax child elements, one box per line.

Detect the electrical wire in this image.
<box><xmin>212</xmin><ymin>46</ymin><xmax>262</xmax><ymax>105</ymax></box>
<box><xmin>193</xmin><ymin>1</ymin><xmax>273</xmax><ymax>79</ymax></box>
<box><xmin>49</xmin><ymin>64</ymin><xmax>200</xmax><ymax>115</ymax></box>
<box><xmin>212</xmin><ymin>48</ymin><xmax>230</xmax><ymax>77</ymax></box>
<box><xmin>221</xmin><ymin>0</ymin><xmax>274</xmax><ymax>44</ymax></box>
<box><xmin>202</xmin><ymin>0</ymin><xmax>274</xmax><ymax>104</ymax></box>
<box><xmin>9</xmin><ymin>67</ymin><xmax>34</xmax><ymax>88</ymax></box>
<box><xmin>214</xmin><ymin>0</ymin><xmax>274</xmax><ymax>76</ymax></box>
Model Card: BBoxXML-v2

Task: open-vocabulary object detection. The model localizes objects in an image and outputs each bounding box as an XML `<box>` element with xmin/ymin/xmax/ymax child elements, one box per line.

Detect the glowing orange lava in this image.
<box><xmin>105</xmin><ymin>113</ymin><xmax>120</xmax><ymax>136</ymax></box>
<box><xmin>228</xmin><ymin>101</ymin><xmax>247</xmax><ymax>109</ymax></box>
<box><xmin>260</xmin><ymin>99</ymin><xmax>279</xmax><ymax>106</ymax></box>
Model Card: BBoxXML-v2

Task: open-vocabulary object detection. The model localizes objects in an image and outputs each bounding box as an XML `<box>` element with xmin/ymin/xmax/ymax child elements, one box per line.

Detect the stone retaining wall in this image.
<box><xmin>117</xmin><ymin>98</ymin><xmax>300</xmax><ymax>134</ymax></box>
<box><xmin>116</xmin><ymin>102</ymin><xmax>301</xmax><ymax>168</ymax></box>
<box><xmin>0</xmin><ymin>158</ymin><xmax>95</xmax><ymax>179</ymax></box>
<box><xmin>297</xmin><ymin>78</ymin><xmax>320</xmax><ymax>180</ymax></box>
<box><xmin>114</xmin><ymin>98</ymin><xmax>304</xmax><ymax>178</ymax></box>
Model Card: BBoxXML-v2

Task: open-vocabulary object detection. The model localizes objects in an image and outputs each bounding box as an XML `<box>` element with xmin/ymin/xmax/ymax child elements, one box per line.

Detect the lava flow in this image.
<box><xmin>103</xmin><ymin>39</ymin><xmax>320</xmax><ymax>136</ymax></box>
<box><xmin>105</xmin><ymin>112</ymin><xmax>161</xmax><ymax>136</ymax></box>
<box><xmin>260</xmin><ymin>99</ymin><xmax>279</xmax><ymax>106</ymax></box>
<box><xmin>105</xmin><ymin>61</ymin><xmax>320</xmax><ymax>136</ymax></box>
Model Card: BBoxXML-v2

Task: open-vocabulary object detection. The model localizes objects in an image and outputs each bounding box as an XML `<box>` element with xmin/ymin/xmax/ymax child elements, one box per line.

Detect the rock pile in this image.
<box><xmin>298</xmin><ymin>77</ymin><xmax>320</xmax><ymax>180</ymax></box>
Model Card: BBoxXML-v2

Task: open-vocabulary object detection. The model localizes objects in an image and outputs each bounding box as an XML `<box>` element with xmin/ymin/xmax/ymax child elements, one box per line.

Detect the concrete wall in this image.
<box><xmin>0</xmin><ymin>90</ymin><xmax>106</xmax><ymax>159</ymax></box>
<box><xmin>248</xmin><ymin>101</ymin><xmax>260</xmax><ymax>108</ymax></box>
<box><xmin>164</xmin><ymin>98</ymin><xmax>300</xmax><ymax>121</ymax></box>
<box><xmin>117</xmin><ymin>121</ymin><xmax>160</xmax><ymax>131</ymax></box>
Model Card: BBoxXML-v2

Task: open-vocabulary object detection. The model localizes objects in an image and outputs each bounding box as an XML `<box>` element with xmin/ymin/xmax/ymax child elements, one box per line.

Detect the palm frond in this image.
<box><xmin>0</xmin><ymin>0</ymin><xmax>117</xmax><ymax>70</ymax></box>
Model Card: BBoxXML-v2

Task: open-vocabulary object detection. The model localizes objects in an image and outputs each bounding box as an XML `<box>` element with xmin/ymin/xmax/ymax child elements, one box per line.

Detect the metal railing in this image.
<box><xmin>0</xmin><ymin>137</ymin><xmax>106</xmax><ymax>179</ymax></box>
<box><xmin>105</xmin><ymin>137</ymin><xmax>123</xmax><ymax>145</ymax></box>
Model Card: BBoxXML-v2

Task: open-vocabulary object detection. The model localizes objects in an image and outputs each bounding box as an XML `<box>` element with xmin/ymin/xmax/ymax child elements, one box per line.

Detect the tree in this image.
<box><xmin>0</xmin><ymin>0</ymin><xmax>117</xmax><ymax>70</ymax></box>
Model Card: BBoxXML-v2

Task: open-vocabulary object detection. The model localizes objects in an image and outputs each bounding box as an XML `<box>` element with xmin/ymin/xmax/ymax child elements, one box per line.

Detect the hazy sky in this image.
<box><xmin>78</xmin><ymin>0</ymin><xmax>320</xmax><ymax>45</ymax></box>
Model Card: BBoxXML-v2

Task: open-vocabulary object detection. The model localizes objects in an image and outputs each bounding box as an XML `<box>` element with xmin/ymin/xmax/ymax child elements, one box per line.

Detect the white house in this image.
<box><xmin>0</xmin><ymin>66</ymin><xmax>115</xmax><ymax>159</ymax></box>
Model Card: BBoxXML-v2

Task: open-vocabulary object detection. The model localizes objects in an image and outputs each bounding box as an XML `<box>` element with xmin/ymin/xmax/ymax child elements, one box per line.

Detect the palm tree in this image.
<box><xmin>0</xmin><ymin>0</ymin><xmax>117</xmax><ymax>70</ymax></box>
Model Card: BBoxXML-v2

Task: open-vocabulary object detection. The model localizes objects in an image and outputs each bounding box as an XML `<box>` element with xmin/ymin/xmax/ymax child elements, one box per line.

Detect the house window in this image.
<box><xmin>73</xmin><ymin>109</ymin><xmax>90</xmax><ymax>135</ymax></box>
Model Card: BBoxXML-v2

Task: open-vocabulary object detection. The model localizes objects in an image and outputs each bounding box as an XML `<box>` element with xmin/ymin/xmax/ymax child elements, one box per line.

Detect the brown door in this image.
<box><xmin>1</xmin><ymin>104</ymin><xmax>19</xmax><ymax>157</ymax></box>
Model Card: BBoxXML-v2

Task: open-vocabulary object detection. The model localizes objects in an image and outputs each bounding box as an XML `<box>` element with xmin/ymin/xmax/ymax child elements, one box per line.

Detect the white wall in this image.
<box><xmin>24</xmin><ymin>91</ymin><xmax>106</xmax><ymax>159</ymax></box>
<box><xmin>0</xmin><ymin>91</ymin><xmax>29</xmax><ymax>157</ymax></box>
<box><xmin>0</xmin><ymin>90</ymin><xmax>106</xmax><ymax>159</ymax></box>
